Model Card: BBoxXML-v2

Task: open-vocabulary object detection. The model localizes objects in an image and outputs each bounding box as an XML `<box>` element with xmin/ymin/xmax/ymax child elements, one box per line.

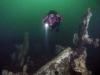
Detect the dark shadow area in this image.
<box><xmin>86</xmin><ymin>46</ymin><xmax>100</xmax><ymax>75</ymax></box>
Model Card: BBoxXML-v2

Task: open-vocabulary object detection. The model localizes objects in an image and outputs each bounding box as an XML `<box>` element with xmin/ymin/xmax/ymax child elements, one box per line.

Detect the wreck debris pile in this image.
<box><xmin>2</xmin><ymin>64</ymin><xmax>28</xmax><ymax>75</ymax></box>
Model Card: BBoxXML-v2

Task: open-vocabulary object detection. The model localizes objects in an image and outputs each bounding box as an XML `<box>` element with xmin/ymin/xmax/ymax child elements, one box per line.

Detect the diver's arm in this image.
<box><xmin>56</xmin><ymin>14</ymin><xmax>63</xmax><ymax>22</ymax></box>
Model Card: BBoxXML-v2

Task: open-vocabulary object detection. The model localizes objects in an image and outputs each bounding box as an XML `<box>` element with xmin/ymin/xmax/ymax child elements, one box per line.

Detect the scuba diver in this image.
<box><xmin>42</xmin><ymin>10</ymin><xmax>63</xmax><ymax>31</ymax></box>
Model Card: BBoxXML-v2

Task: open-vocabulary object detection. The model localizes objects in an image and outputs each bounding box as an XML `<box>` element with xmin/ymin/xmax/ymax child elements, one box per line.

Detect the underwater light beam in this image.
<box><xmin>44</xmin><ymin>23</ymin><xmax>49</xmax><ymax>30</ymax></box>
<box><xmin>44</xmin><ymin>23</ymin><xmax>49</xmax><ymax>50</ymax></box>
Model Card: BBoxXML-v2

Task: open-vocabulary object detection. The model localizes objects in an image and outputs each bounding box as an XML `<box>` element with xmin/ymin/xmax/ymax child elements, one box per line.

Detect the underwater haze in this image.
<box><xmin>0</xmin><ymin>0</ymin><xmax>100</xmax><ymax>74</ymax></box>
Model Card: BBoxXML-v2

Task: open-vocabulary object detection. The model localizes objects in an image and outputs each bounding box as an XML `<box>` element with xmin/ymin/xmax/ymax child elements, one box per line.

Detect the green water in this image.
<box><xmin>0</xmin><ymin>0</ymin><xmax>99</xmax><ymax>51</ymax></box>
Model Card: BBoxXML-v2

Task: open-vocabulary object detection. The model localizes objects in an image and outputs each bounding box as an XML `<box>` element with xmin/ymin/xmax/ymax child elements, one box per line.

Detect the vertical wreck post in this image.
<box><xmin>71</xmin><ymin>8</ymin><xmax>99</xmax><ymax>75</ymax></box>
